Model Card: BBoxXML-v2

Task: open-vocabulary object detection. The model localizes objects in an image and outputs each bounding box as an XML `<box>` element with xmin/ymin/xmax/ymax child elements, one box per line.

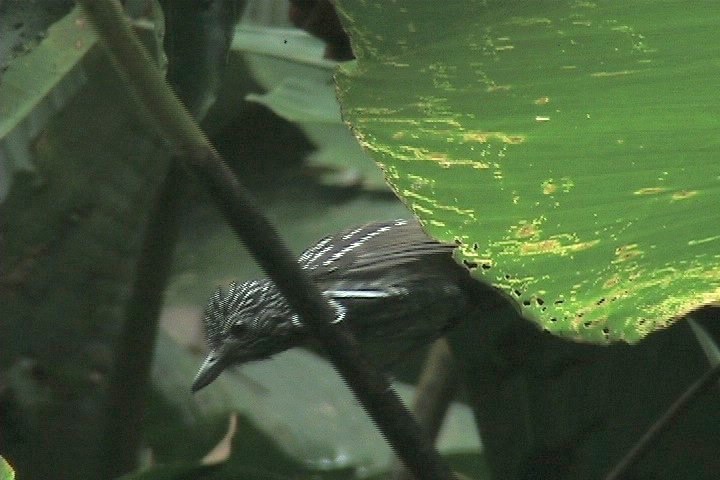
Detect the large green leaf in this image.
<box><xmin>334</xmin><ymin>0</ymin><xmax>720</xmax><ymax>343</ymax></box>
<box><xmin>0</xmin><ymin>457</ymin><xmax>15</xmax><ymax>480</ymax></box>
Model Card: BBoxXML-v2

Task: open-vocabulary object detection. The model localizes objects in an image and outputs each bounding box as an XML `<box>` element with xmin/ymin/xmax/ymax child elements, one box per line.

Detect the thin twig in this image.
<box><xmin>412</xmin><ymin>339</ymin><xmax>459</xmax><ymax>442</ymax></box>
<box><xmin>77</xmin><ymin>1</ymin><xmax>455</xmax><ymax>479</ymax></box>
<box><xmin>604</xmin><ymin>363</ymin><xmax>720</xmax><ymax>480</ymax></box>
<box><xmin>393</xmin><ymin>338</ymin><xmax>459</xmax><ymax>480</ymax></box>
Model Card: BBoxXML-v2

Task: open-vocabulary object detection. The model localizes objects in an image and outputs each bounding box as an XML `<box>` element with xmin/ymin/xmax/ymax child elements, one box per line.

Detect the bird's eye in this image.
<box><xmin>230</xmin><ymin>322</ymin><xmax>249</xmax><ymax>336</ymax></box>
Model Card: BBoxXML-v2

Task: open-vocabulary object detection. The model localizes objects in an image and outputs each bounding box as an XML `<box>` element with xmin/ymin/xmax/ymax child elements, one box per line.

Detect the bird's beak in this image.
<box><xmin>191</xmin><ymin>350</ymin><xmax>224</xmax><ymax>393</ymax></box>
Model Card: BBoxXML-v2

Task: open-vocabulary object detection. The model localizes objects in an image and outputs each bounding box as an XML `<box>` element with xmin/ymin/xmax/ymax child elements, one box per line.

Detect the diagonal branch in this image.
<box><xmin>76</xmin><ymin>1</ymin><xmax>455</xmax><ymax>479</ymax></box>
<box><xmin>604</xmin><ymin>362</ymin><xmax>720</xmax><ymax>480</ymax></box>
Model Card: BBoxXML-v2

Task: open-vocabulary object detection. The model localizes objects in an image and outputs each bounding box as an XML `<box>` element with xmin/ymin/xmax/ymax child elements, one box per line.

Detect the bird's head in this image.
<box><xmin>191</xmin><ymin>280</ymin><xmax>301</xmax><ymax>392</ymax></box>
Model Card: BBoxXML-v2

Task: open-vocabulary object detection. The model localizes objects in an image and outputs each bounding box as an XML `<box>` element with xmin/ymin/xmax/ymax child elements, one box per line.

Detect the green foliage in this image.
<box><xmin>0</xmin><ymin>5</ymin><xmax>171</xmax><ymax>478</ymax></box>
<box><xmin>140</xmin><ymin>385</ymin><xmax>362</xmax><ymax>480</ymax></box>
<box><xmin>144</xmin><ymin>397</ymin><xmax>301</xmax><ymax>475</ymax></box>
<box><xmin>0</xmin><ymin>457</ymin><xmax>15</xmax><ymax>480</ymax></box>
<box><xmin>444</xmin><ymin>451</ymin><xmax>491</xmax><ymax>479</ymax></box>
<box><xmin>0</xmin><ymin>5</ymin><xmax>95</xmax><ymax>198</ymax></box>
<box><xmin>334</xmin><ymin>0</ymin><xmax>720</xmax><ymax>343</ymax></box>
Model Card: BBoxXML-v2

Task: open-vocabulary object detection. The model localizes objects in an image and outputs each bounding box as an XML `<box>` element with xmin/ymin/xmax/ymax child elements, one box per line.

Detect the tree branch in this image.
<box><xmin>393</xmin><ymin>338</ymin><xmax>459</xmax><ymax>480</ymax></box>
<box><xmin>604</xmin><ymin>363</ymin><xmax>720</xmax><ymax>480</ymax></box>
<box><xmin>97</xmin><ymin>161</ymin><xmax>183</xmax><ymax>477</ymax></box>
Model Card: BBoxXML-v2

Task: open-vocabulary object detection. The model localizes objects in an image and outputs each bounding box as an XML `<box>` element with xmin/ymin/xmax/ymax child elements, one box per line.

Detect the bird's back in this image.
<box><xmin>299</xmin><ymin>219</ymin><xmax>498</xmax><ymax>366</ymax></box>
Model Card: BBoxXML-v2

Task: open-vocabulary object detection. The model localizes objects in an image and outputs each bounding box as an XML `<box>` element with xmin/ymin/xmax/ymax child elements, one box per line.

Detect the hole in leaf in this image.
<box><xmin>463</xmin><ymin>259</ymin><xmax>478</xmax><ymax>269</ymax></box>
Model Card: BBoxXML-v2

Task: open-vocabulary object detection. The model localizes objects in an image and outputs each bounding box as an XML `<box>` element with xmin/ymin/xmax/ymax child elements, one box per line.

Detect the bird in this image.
<box><xmin>191</xmin><ymin>218</ymin><xmax>506</xmax><ymax>392</ymax></box>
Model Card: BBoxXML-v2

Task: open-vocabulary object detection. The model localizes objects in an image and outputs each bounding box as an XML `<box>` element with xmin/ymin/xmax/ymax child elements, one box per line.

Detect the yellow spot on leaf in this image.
<box><xmin>505</xmin><ymin>135</ymin><xmax>525</xmax><ymax>144</ymax></box>
<box><xmin>614</xmin><ymin>243</ymin><xmax>642</xmax><ymax>262</ymax></box>
<box><xmin>462</xmin><ymin>132</ymin><xmax>489</xmax><ymax>143</ymax></box>
<box><xmin>603</xmin><ymin>274</ymin><xmax>621</xmax><ymax>289</ymax></box>
<box><xmin>510</xmin><ymin>218</ymin><xmax>545</xmax><ymax>240</ymax></box>
<box><xmin>688</xmin><ymin>235</ymin><xmax>720</xmax><ymax>246</ymax></box>
<box><xmin>542</xmin><ymin>177</ymin><xmax>574</xmax><ymax>194</ymax></box>
<box><xmin>521</xmin><ymin>240</ymin><xmax>561</xmax><ymax>254</ymax></box>
<box><xmin>633</xmin><ymin>187</ymin><xmax>667</xmax><ymax>195</ymax></box>
<box><xmin>506</xmin><ymin>16</ymin><xmax>552</xmax><ymax>26</ymax></box>
<box><xmin>462</xmin><ymin>132</ymin><xmax>525</xmax><ymax>144</ymax></box>
<box><xmin>590</xmin><ymin>70</ymin><xmax>640</xmax><ymax>77</ymax></box>
<box><xmin>671</xmin><ymin>190</ymin><xmax>698</xmax><ymax>201</ymax></box>
<box><xmin>519</xmin><ymin>238</ymin><xmax>599</xmax><ymax>256</ymax></box>
<box><xmin>516</xmin><ymin>224</ymin><xmax>539</xmax><ymax>239</ymax></box>
<box><xmin>565</xmin><ymin>240</ymin><xmax>600</xmax><ymax>253</ymax></box>
<box><xmin>543</xmin><ymin>181</ymin><xmax>557</xmax><ymax>195</ymax></box>
<box><xmin>534</xmin><ymin>96</ymin><xmax>550</xmax><ymax>105</ymax></box>
<box><xmin>411</xmin><ymin>204</ymin><xmax>434</xmax><ymax>215</ymax></box>
<box><xmin>428</xmin><ymin>152</ymin><xmax>449</xmax><ymax>162</ymax></box>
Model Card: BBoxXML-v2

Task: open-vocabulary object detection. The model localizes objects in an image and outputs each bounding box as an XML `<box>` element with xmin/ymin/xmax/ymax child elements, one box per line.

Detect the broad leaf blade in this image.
<box><xmin>0</xmin><ymin>457</ymin><xmax>15</xmax><ymax>480</ymax></box>
<box><xmin>334</xmin><ymin>0</ymin><xmax>720</xmax><ymax>343</ymax></box>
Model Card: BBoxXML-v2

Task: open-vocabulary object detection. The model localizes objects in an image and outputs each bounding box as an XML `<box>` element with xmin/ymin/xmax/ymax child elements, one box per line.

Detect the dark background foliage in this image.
<box><xmin>1</xmin><ymin>2</ymin><xmax>719</xmax><ymax>480</ymax></box>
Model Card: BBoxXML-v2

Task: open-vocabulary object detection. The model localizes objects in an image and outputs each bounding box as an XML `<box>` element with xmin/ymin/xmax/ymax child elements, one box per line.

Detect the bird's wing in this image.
<box><xmin>298</xmin><ymin>219</ymin><xmax>457</xmax><ymax>279</ymax></box>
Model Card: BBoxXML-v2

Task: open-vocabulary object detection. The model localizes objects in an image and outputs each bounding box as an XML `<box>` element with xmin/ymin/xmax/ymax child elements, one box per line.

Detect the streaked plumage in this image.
<box><xmin>192</xmin><ymin>219</ymin><xmax>500</xmax><ymax>392</ymax></box>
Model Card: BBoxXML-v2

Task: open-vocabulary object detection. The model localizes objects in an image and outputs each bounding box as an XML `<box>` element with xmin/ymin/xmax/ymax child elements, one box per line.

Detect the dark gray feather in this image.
<box><xmin>299</xmin><ymin>219</ymin><xmax>456</xmax><ymax>278</ymax></box>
